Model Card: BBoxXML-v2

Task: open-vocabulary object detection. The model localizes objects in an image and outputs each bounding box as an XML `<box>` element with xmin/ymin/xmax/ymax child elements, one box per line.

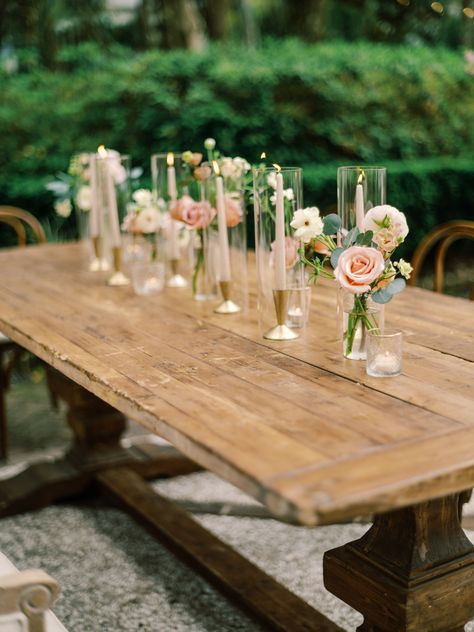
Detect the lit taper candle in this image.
<box><xmin>273</xmin><ymin>164</ymin><xmax>286</xmax><ymax>290</ymax></box>
<box><xmin>355</xmin><ymin>168</ymin><xmax>365</xmax><ymax>231</ymax></box>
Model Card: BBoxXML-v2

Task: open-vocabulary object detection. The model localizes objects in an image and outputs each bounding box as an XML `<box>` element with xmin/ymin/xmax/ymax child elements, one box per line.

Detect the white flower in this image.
<box><xmin>134</xmin><ymin>207</ymin><xmax>161</xmax><ymax>233</ymax></box>
<box><xmin>233</xmin><ymin>156</ymin><xmax>251</xmax><ymax>174</ymax></box>
<box><xmin>270</xmin><ymin>188</ymin><xmax>295</xmax><ymax>205</ymax></box>
<box><xmin>75</xmin><ymin>185</ymin><xmax>92</xmax><ymax>211</ymax></box>
<box><xmin>395</xmin><ymin>258</ymin><xmax>413</xmax><ymax>279</ymax></box>
<box><xmin>204</xmin><ymin>138</ymin><xmax>216</xmax><ymax>150</ymax></box>
<box><xmin>220</xmin><ymin>157</ymin><xmax>237</xmax><ymax>179</ymax></box>
<box><xmin>132</xmin><ymin>189</ymin><xmax>153</xmax><ymax>207</ymax></box>
<box><xmin>54</xmin><ymin>199</ymin><xmax>72</xmax><ymax>218</ymax></box>
<box><xmin>103</xmin><ymin>149</ymin><xmax>127</xmax><ymax>185</ymax></box>
<box><xmin>267</xmin><ymin>173</ymin><xmax>277</xmax><ymax>189</ymax></box>
<box><xmin>290</xmin><ymin>207</ymin><xmax>324</xmax><ymax>243</ymax></box>
<box><xmin>362</xmin><ymin>205</ymin><xmax>409</xmax><ymax>252</ymax></box>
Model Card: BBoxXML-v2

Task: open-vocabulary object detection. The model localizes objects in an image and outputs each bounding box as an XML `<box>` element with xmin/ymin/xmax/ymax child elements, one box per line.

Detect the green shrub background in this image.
<box><xmin>0</xmin><ymin>40</ymin><xmax>473</xmax><ymax>252</ymax></box>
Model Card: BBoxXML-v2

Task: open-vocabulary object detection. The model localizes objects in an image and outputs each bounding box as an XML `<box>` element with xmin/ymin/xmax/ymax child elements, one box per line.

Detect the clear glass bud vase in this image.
<box><xmin>341</xmin><ymin>291</ymin><xmax>383</xmax><ymax>360</ymax></box>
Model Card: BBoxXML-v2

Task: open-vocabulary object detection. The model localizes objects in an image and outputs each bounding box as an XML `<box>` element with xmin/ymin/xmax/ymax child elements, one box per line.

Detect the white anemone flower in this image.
<box><xmin>290</xmin><ymin>207</ymin><xmax>324</xmax><ymax>243</ymax></box>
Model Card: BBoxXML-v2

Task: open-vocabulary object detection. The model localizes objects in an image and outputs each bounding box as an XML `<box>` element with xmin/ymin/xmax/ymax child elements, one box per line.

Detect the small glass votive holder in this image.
<box><xmin>286</xmin><ymin>286</ymin><xmax>311</xmax><ymax>329</ymax></box>
<box><xmin>366</xmin><ymin>328</ymin><xmax>403</xmax><ymax>378</ymax></box>
<box><xmin>131</xmin><ymin>261</ymin><xmax>165</xmax><ymax>296</ymax></box>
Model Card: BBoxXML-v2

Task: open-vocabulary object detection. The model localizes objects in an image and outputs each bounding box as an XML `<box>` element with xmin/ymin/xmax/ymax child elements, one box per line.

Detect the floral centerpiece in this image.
<box><xmin>121</xmin><ymin>188</ymin><xmax>163</xmax><ymax>261</ymax></box>
<box><xmin>292</xmin><ymin>204</ymin><xmax>412</xmax><ymax>358</ymax></box>
<box><xmin>169</xmin><ymin>138</ymin><xmax>250</xmax><ymax>301</ymax></box>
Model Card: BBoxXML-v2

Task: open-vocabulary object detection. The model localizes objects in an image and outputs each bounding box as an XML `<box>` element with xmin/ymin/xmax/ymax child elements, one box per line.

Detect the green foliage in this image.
<box><xmin>0</xmin><ymin>40</ymin><xmax>473</xmax><ymax>252</ymax></box>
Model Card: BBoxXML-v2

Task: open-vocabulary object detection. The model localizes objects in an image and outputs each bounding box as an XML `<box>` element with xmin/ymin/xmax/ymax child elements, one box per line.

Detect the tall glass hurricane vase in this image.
<box><xmin>253</xmin><ymin>166</ymin><xmax>305</xmax><ymax>340</ymax></box>
<box><xmin>93</xmin><ymin>151</ymin><xmax>131</xmax><ymax>286</ymax></box>
<box><xmin>151</xmin><ymin>152</ymin><xmax>190</xmax><ymax>288</ymax></box>
<box><xmin>337</xmin><ymin>166</ymin><xmax>386</xmax><ymax>358</ymax></box>
<box><xmin>212</xmin><ymin>168</ymin><xmax>248</xmax><ymax>314</ymax></box>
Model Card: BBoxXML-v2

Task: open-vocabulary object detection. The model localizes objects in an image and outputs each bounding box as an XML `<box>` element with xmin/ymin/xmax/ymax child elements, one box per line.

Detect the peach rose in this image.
<box><xmin>170</xmin><ymin>195</ymin><xmax>194</xmax><ymax>221</ymax></box>
<box><xmin>313</xmin><ymin>240</ymin><xmax>330</xmax><ymax>256</ymax></box>
<box><xmin>225</xmin><ymin>195</ymin><xmax>243</xmax><ymax>227</ymax></box>
<box><xmin>334</xmin><ymin>246</ymin><xmax>385</xmax><ymax>294</ymax></box>
<box><xmin>181</xmin><ymin>200</ymin><xmax>216</xmax><ymax>229</ymax></box>
<box><xmin>194</xmin><ymin>165</ymin><xmax>212</xmax><ymax>181</ymax></box>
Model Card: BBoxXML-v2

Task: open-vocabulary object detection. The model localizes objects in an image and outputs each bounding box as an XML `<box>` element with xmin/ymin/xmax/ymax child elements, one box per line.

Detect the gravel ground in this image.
<box><xmin>1</xmin><ymin>378</ymin><xmax>473</xmax><ymax>632</ymax></box>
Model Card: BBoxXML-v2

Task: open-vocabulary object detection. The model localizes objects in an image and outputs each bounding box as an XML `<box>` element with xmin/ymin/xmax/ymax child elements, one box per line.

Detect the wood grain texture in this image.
<box><xmin>0</xmin><ymin>243</ymin><xmax>472</xmax><ymax>525</ymax></box>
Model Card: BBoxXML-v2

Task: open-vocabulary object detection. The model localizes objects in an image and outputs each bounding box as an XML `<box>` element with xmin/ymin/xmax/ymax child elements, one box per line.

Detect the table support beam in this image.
<box><xmin>323</xmin><ymin>493</ymin><xmax>474</xmax><ymax>632</ymax></box>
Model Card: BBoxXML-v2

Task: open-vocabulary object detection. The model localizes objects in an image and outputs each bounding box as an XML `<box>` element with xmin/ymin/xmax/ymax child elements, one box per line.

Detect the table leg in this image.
<box><xmin>0</xmin><ymin>369</ymin><xmax>200</xmax><ymax>518</ymax></box>
<box><xmin>323</xmin><ymin>493</ymin><xmax>474</xmax><ymax>632</ymax></box>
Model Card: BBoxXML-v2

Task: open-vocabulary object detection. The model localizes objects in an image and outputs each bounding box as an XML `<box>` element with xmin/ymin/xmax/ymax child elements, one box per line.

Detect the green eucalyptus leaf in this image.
<box><xmin>387</xmin><ymin>277</ymin><xmax>406</xmax><ymax>295</ymax></box>
<box><xmin>343</xmin><ymin>227</ymin><xmax>359</xmax><ymax>248</ymax></box>
<box><xmin>372</xmin><ymin>288</ymin><xmax>393</xmax><ymax>304</ymax></box>
<box><xmin>323</xmin><ymin>213</ymin><xmax>341</xmax><ymax>235</ymax></box>
<box><xmin>330</xmin><ymin>247</ymin><xmax>344</xmax><ymax>268</ymax></box>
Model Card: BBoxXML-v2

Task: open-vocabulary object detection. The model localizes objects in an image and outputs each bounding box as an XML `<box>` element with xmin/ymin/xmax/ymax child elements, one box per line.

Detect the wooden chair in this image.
<box><xmin>408</xmin><ymin>220</ymin><xmax>474</xmax><ymax>300</ymax></box>
<box><xmin>0</xmin><ymin>551</ymin><xmax>67</xmax><ymax>631</ymax></box>
<box><xmin>0</xmin><ymin>207</ymin><xmax>47</xmax><ymax>461</ymax></box>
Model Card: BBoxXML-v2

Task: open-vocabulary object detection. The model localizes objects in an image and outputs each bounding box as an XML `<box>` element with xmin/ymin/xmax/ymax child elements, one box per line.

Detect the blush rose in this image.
<box><xmin>181</xmin><ymin>201</ymin><xmax>216</xmax><ymax>229</ymax></box>
<box><xmin>334</xmin><ymin>246</ymin><xmax>385</xmax><ymax>294</ymax></box>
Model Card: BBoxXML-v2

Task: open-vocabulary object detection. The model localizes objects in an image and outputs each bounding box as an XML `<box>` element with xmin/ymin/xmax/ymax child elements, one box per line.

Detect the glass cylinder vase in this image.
<box><xmin>337</xmin><ymin>166</ymin><xmax>386</xmax><ymax>236</ymax></box>
<box><xmin>93</xmin><ymin>150</ymin><xmax>131</xmax><ymax>285</ymax></box>
<box><xmin>341</xmin><ymin>290</ymin><xmax>384</xmax><ymax>360</ymax></box>
<box><xmin>151</xmin><ymin>152</ymin><xmax>194</xmax><ymax>287</ymax></box>
<box><xmin>253</xmin><ymin>166</ymin><xmax>305</xmax><ymax>340</ymax></box>
<box><xmin>336</xmin><ymin>165</ymin><xmax>386</xmax><ymax>345</ymax></box>
<box><xmin>210</xmin><ymin>166</ymin><xmax>248</xmax><ymax>314</ymax></box>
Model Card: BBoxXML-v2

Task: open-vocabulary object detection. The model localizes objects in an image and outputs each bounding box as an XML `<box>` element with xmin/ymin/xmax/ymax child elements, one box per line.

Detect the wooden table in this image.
<box><xmin>0</xmin><ymin>242</ymin><xmax>472</xmax><ymax>632</ymax></box>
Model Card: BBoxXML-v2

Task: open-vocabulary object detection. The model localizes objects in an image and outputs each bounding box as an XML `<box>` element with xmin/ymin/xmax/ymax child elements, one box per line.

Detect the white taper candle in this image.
<box><xmin>274</xmin><ymin>171</ymin><xmax>286</xmax><ymax>290</ymax></box>
<box><xmin>216</xmin><ymin>175</ymin><xmax>231</xmax><ymax>282</ymax></box>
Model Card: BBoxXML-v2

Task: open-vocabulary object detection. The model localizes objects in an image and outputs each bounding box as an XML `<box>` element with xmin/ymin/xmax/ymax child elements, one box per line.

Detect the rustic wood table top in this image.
<box><xmin>0</xmin><ymin>242</ymin><xmax>472</xmax><ymax>526</ymax></box>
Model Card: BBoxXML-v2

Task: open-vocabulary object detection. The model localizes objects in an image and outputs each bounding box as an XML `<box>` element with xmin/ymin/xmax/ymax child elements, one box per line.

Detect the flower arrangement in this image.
<box><xmin>47</xmin><ymin>150</ymin><xmax>141</xmax><ymax>233</ymax></box>
<box><xmin>168</xmin><ymin>138</ymin><xmax>250</xmax><ymax>298</ymax></box>
<box><xmin>120</xmin><ymin>188</ymin><xmax>163</xmax><ymax>260</ymax></box>
<box><xmin>292</xmin><ymin>205</ymin><xmax>412</xmax><ymax>358</ymax></box>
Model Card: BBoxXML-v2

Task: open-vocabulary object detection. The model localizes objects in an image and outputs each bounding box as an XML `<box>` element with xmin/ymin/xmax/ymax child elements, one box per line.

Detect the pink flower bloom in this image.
<box><xmin>225</xmin><ymin>195</ymin><xmax>243</xmax><ymax>227</ymax></box>
<box><xmin>170</xmin><ymin>195</ymin><xmax>194</xmax><ymax>221</ymax></box>
<box><xmin>181</xmin><ymin>201</ymin><xmax>216</xmax><ymax>229</ymax></box>
<box><xmin>313</xmin><ymin>239</ymin><xmax>330</xmax><ymax>256</ymax></box>
<box><xmin>271</xmin><ymin>236</ymin><xmax>298</xmax><ymax>269</ymax></box>
<box><xmin>334</xmin><ymin>246</ymin><xmax>385</xmax><ymax>294</ymax></box>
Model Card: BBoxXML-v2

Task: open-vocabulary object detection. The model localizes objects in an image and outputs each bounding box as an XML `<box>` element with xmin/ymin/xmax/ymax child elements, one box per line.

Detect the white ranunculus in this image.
<box><xmin>233</xmin><ymin>156</ymin><xmax>251</xmax><ymax>175</ymax></box>
<box><xmin>55</xmin><ymin>198</ymin><xmax>72</xmax><ymax>218</ymax></box>
<box><xmin>270</xmin><ymin>188</ymin><xmax>295</xmax><ymax>206</ymax></box>
<box><xmin>75</xmin><ymin>185</ymin><xmax>92</xmax><ymax>211</ymax></box>
<box><xmin>362</xmin><ymin>205</ymin><xmax>409</xmax><ymax>249</ymax></box>
<box><xmin>290</xmin><ymin>207</ymin><xmax>324</xmax><ymax>243</ymax></box>
<box><xmin>134</xmin><ymin>207</ymin><xmax>161</xmax><ymax>234</ymax></box>
<box><xmin>133</xmin><ymin>189</ymin><xmax>153</xmax><ymax>207</ymax></box>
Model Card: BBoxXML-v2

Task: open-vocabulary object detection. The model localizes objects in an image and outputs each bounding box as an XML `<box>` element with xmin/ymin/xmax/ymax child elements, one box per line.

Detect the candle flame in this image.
<box><xmin>260</xmin><ymin>152</ymin><xmax>267</xmax><ymax>159</ymax></box>
<box><xmin>167</xmin><ymin>152</ymin><xmax>174</xmax><ymax>167</ymax></box>
<box><xmin>272</xmin><ymin>163</ymin><xmax>281</xmax><ymax>172</ymax></box>
<box><xmin>212</xmin><ymin>160</ymin><xmax>220</xmax><ymax>176</ymax></box>
<box><xmin>357</xmin><ymin>168</ymin><xmax>366</xmax><ymax>185</ymax></box>
<box><xmin>97</xmin><ymin>145</ymin><xmax>108</xmax><ymax>157</ymax></box>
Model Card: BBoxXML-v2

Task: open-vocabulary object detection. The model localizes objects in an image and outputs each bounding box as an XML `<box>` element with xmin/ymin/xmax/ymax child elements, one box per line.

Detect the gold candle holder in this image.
<box><xmin>263</xmin><ymin>289</ymin><xmax>299</xmax><ymax>341</ymax></box>
<box><xmin>89</xmin><ymin>236</ymin><xmax>110</xmax><ymax>272</ymax></box>
<box><xmin>214</xmin><ymin>281</ymin><xmax>241</xmax><ymax>314</ymax></box>
<box><xmin>107</xmin><ymin>246</ymin><xmax>130</xmax><ymax>286</ymax></box>
<box><xmin>167</xmin><ymin>259</ymin><xmax>188</xmax><ymax>288</ymax></box>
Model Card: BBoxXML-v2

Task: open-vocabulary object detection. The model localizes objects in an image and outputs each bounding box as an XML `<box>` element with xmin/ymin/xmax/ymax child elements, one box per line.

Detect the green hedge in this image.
<box><xmin>0</xmin><ymin>40</ymin><xmax>473</xmax><ymax>252</ymax></box>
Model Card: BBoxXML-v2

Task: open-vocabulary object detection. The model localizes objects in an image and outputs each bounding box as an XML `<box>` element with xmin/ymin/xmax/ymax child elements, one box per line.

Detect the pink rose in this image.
<box><xmin>271</xmin><ymin>236</ymin><xmax>298</xmax><ymax>269</ymax></box>
<box><xmin>170</xmin><ymin>195</ymin><xmax>194</xmax><ymax>221</ymax></box>
<box><xmin>334</xmin><ymin>245</ymin><xmax>385</xmax><ymax>294</ymax></box>
<box><xmin>225</xmin><ymin>194</ymin><xmax>243</xmax><ymax>227</ymax></box>
<box><xmin>181</xmin><ymin>200</ymin><xmax>216</xmax><ymax>229</ymax></box>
